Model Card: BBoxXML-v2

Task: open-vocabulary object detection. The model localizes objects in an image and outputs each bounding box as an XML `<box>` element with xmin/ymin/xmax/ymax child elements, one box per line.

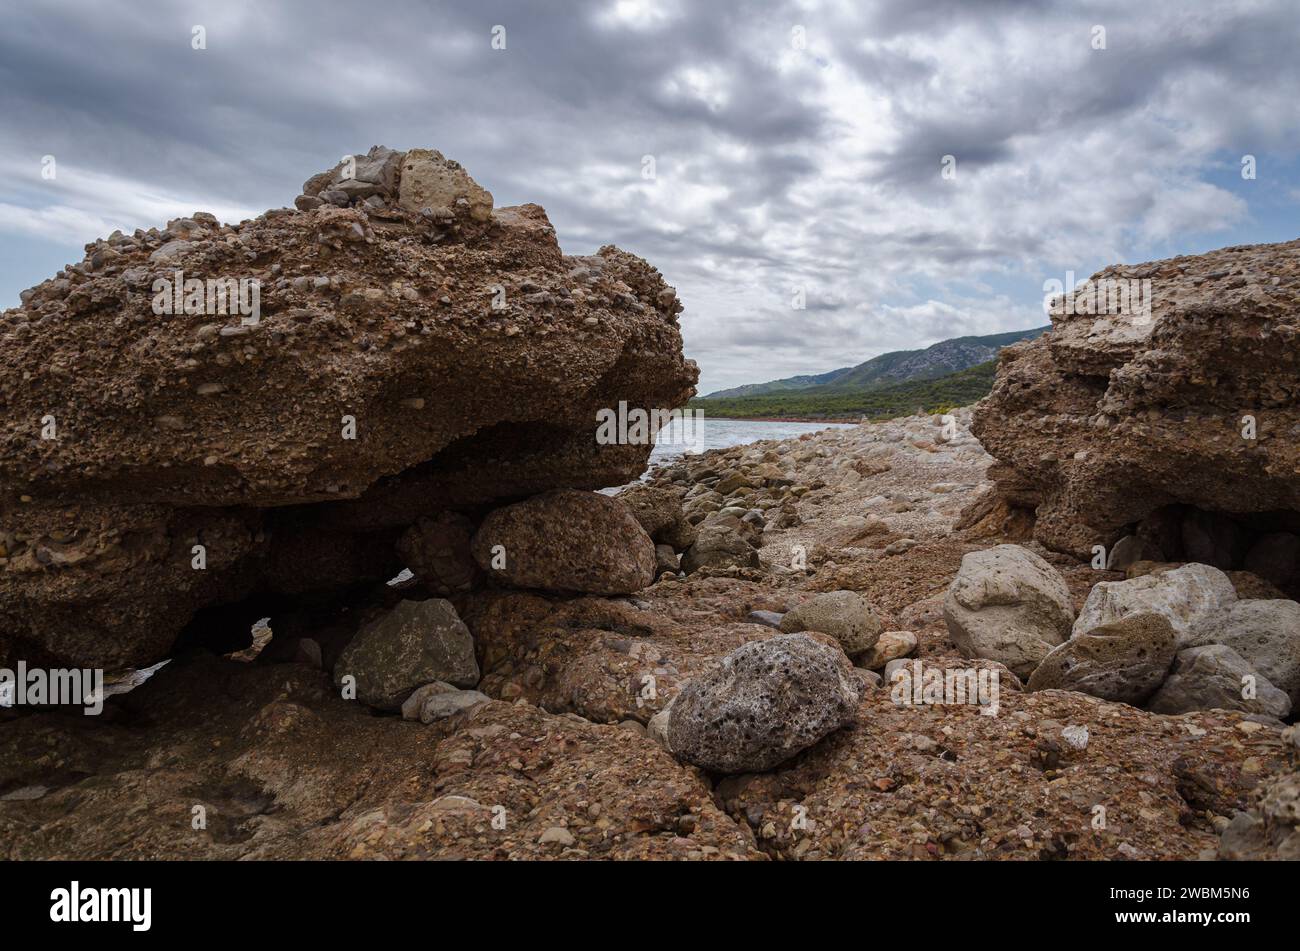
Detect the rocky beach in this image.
<box><xmin>1</xmin><ymin>149</ymin><xmax>1297</xmax><ymax>862</ymax></box>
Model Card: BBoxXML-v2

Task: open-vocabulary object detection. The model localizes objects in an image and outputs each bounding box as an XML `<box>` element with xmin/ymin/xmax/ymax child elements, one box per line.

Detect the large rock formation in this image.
<box><xmin>974</xmin><ymin>240</ymin><xmax>1300</xmax><ymax>589</ymax></box>
<box><xmin>0</xmin><ymin>146</ymin><xmax>696</xmax><ymax>669</ymax></box>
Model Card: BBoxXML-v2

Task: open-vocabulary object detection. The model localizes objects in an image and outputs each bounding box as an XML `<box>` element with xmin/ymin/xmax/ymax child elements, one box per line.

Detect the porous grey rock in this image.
<box><xmin>470</xmin><ymin>489</ymin><xmax>655</xmax><ymax>595</ymax></box>
<box><xmin>943</xmin><ymin>544</ymin><xmax>1074</xmax><ymax>678</ymax></box>
<box><xmin>1192</xmin><ymin>599</ymin><xmax>1300</xmax><ymax>705</ymax></box>
<box><xmin>1074</xmin><ymin>563</ymin><xmax>1238</xmax><ymax>648</ymax></box>
<box><xmin>334</xmin><ymin>599</ymin><xmax>479</xmax><ymax>710</ymax></box>
<box><xmin>1147</xmin><ymin>645</ymin><xmax>1291</xmax><ymax>718</ymax></box>
<box><xmin>778</xmin><ymin>590</ymin><xmax>884</xmax><ymax>655</ymax></box>
<box><xmin>666</xmin><ymin>632</ymin><xmax>861</xmax><ymax>773</ymax></box>
<box><xmin>1026</xmin><ymin>612</ymin><xmax>1177</xmax><ymax>705</ymax></box>
<box><xmin>400</xmin><ymin>681</ymin><xmax>491</xmax><ymax>723</ymax></box>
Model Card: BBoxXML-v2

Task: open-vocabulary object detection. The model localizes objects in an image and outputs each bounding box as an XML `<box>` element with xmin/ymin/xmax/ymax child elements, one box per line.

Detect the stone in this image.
<box><xmin>746</xmin><ymin>610</ymin><xmax>784</xmax><ymax>630</ymax></box>
<box><xmin>334</xmin><ymin>599</ymin><xmax>480</xmax><ymax>710</ymax></box>
<box><xmin>858</xmin><ymin>630</ymin><xmax>918</xmax><ymax>670</ymax></box>
<box><xmin>396</xmin><ymin>511</ymin><xmax>478</xmax><ymax>595</ymax></box>
<box><xmin>1147</xmin><ymin>645</ymin><xmax>1291</xmax><ymax>718</ymax></box>
<box><xmin>471</xmin><ymin>490</ymin><xmax>655</xmax><ymax>595</ymax></box>
<box><xmin>1026</xmin><ymin>612</ymin><xmax>1177</xmax><ymax>705</ymax></box>
<box><xmin>666</xmin><ymin>633</ymin><xmax>861</xmax><ymax>773</ymax></box>
<box><xmin>680</xmin><ymin>521</ymin><xmax>760</xmax><ymax>573</ymax></box>
<box><xmin>1073</xmin><ymin>563</ymin><xmax>1237</xmax><ymax>648</ymax></box>
<box><xmin>778</xmin><ymin>590</ymin><xmax>883</xmax><ymax>655</ymax></box>
<box><xmin>1243</xmin><ymin>533</ymin><xmax>1300</xmax><ymax>586</ymax></box>
<box><xmin>1106</xmin><ymin>534</ymin><xmax>1164</xmax><ymax>570</ymax></box>
<box><xmin>943</xmin><ymin>544</ymin><xmax>1074</xmax><ymax>678</ymax></box>
<box><xmin>974</xmin><ymin>239</ymin><xmax>1300</xmax><ymax>561</ymax></box>
<box><xmin>654</xmin><ymin>543</ymin><xmax>679</xmax><ymax>576</ymax></box>
<box><xmin>1192</xmin><ymin>599</ymin><xmax>1300</xmax><ymax>704</ymax></box>
<box><xmin>0</xmin><ymin>146</ymin><xmax>694</xmax><ymax>670</ymax></box>
<box><xmin>397</xmin><ymin>148</ymin><xmax>493</xmax><ymax>221</ymax></box>
<box><xmin>400</xmin><ymin>681</ymin><xmax>491</xmax><ymax>723</ymax></box>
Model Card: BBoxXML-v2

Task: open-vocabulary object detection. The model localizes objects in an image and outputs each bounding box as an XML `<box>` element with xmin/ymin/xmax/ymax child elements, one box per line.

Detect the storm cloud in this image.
<box><xmin>2</xmin><ymin>0</ymin><xmax>1298</xmax><ymax>393</ymax></box>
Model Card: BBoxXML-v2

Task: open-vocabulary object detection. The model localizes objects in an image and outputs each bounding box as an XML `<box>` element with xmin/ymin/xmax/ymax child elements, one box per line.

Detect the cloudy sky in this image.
<box><xmin>3</xmin><ymin>0</ymin><xmax>1298</xmax><ymax>394</ymax></box>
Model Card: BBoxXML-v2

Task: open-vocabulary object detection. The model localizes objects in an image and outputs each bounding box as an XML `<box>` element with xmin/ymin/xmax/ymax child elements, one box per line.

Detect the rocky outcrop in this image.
<box><xmin>0</xmin><ymin>146</ymin><xmax>695</xmax><ymax>668</ymax></box>
<box><xmin>470</xmin><ymin>489</ymin><xmax>656</xmax><ymax>595</ymax></box>
<box><xmin>666</xmin><ymin>632</ymin><xmax>861</xmax><ymax>773</ymax></box>
<box><xmin>974</xmin><ymin>240</ymin><xmax>1300</xmax><ymax>585</ymax></box>
<box><xmin>943</xmin><ymin>544</ymin><xmax>1074</xmax><ymax>678</ymax></box>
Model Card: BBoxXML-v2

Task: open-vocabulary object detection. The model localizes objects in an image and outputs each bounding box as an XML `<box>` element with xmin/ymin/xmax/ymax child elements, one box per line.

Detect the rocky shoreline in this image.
<box><xmin>1</xmin><ymin>149</ymin><xmax>1297</xmax><ymax>862</ymax></box>
<box><xmin>2</xmin><ymin>408</ymin><xmax>1296</xmax><ymax>860</ymax></box>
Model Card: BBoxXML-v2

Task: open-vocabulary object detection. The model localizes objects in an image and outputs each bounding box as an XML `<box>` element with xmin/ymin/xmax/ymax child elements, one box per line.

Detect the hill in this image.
<box><xmin>689</xmin><ymin>359</ymin><xmax>1000</xmax><ymax>420</ymax></box>
<box><xmin>700</xmin><ymin>326</ymin><xmax>1046</xmax><ymax>400</ymax></box>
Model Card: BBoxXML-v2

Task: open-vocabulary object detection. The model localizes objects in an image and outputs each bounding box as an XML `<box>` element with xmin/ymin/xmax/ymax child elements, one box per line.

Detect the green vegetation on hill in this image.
<box><xmin>689</xmin><ymin>359</ymin><xmax>998</xmax><ymax>420</ymax></box>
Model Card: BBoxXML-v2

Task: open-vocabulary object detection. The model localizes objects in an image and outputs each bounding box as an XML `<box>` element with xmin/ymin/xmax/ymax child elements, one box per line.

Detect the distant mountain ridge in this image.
<box><xmin>701</xmin><ymin>326</ymin><xmax>1047</xmax><ymax>399</ymax></box>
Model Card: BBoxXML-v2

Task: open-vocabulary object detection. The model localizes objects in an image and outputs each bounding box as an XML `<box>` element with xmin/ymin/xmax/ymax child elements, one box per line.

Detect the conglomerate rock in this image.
<box><xmin>0</xmin><ymin>146</ymin><xmax>695</xmax><ymax>668</ymax></box>
<box><xmin>973</xmin><ymin>240</ymin><xmax>1300</xmax><ymax>574</ymax></box>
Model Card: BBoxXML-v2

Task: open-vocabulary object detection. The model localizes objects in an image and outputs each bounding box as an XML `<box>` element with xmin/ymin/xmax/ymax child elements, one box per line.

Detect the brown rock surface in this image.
<box><xmin>0</xmin><ymin>147</ymin><xmax>695</xmax><ymax>668</ymax></box>
<box><xmin>974</xmin><ymin>240</ymin><xmax>1300</xmax><ymax>576</ymax></box>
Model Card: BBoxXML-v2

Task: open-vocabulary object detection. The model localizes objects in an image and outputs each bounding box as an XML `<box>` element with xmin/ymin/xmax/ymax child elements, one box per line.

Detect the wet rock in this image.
<box><xmin>396</xmin><ymin>511</ymin><xmax>478</xmax><ymax>595</ymax></box>
<box><xmin>1147</xmin><ymin>645</ymin><xmax>1290</xmax><ymax>718</ymax></box>
<box><xmin>334</xmin><ymin>599</ymin><xmax>479</xmax><ymax>710</ymax></box>
<box><xmin>943</xmin><ymin>544</ymin><xmax>1074</xmax><ymax>678</ymax></box>
<box><xmin>471</xmin><ymin>490</ymin><xmax>654</xmax><ymax>595</ymax></box>
<box><xmin>1191</xmin><ymin>599</ymin><xmax>1300</xmax><ymax>704</ymax></box>
<box><xmin>666</xmin><ymin>632</ymin><xmax>861</xmax><ymax>774</ymax></box>
<box><xmin>778</xmin><ymin>590</ymin><xmax>883</xmax><ymax>656</ymax></box>
<box><xmin>1026</xmin><ymin>612</ymin><xmax>1177</xmax><ymax>705</ymax></box>
<box><xmin>400</xmin><ymin>681</ymin><xmax>491</xmax><ymax>723</ymax></box>
<box><xmin>1073</xmin><ymin>563</ymin><xmax>1237</xmax><ymax>648</ymax></box>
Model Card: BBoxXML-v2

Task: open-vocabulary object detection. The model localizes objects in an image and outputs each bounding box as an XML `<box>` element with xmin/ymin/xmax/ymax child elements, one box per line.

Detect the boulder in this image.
<box><xmin>666</xmin><ymin>632</ymin><xmax>861</xmax><ymax>773</ymax></box>
<box><xmin>397</xmin><ymin>148</ymin><xmax>493</xmax><ymax>221</ymax></box>
<box><xmin>1147</xmin><ymin>645</ymin><xmax>1291</xmax><ymax>718</ymax></box>
<box><xmin>396</xmin><ymin>511</ymin><xmax>478</xmax><ymax>595</ymax></box>
<box><xmin>0</xmin><ymin>145</ymin><xmax>695</xmax><ymax>669</ymax></box>
<box><xmin>680</xmin><ymin>521</ymin><xmax>760</xmax><ymax>573</ymax></box>
<box><xmin>974</xmin><ymin>239</ymin><xmax>1300</xmax><ymax>562</ymax></box>
<box><xmin>1243</xmin><ymin>533</ymin><xmax>1300</xmax><ymax>587</ymax></box>
<box><xmin>858</xmin><ymin>630</ymin><xmax>918</xmax><ymax>670</ymax></box>
<box><xmin>400</xmin><ymin>681</ymin><xmax>491</xmax><ymax>723</ymax></box>
<box><xmin>334</xmin><ymin>599</ymin><xmax>480</xmax><ymax>710</ymax></box>
<box><xmin>943</xmin><ymin>544</ymin><xmax>1074</xmax><ymax>678</ymax></box>
<box><xmin>778</xmin><ymin>590</ymin><xmax>883</xmax><ymax>656</ymax></box>
<box><xmin>471</xmin><ymin>490</ymin><xmax>655</xmax><ymax>595</ymax></box>
<box><xmin>1073</xmin><ymin>563</ymin><xmax>1237</xmax><ymax>648</ymax></box>
<box><xmin>1026</xmin><ymin>612</ymin><xmax>1177</xmax><ymax>705</ymax></box>
<box><xmin>1192</xmin><ymin>599</ymin><xmax>1300</xmax><ymax>704</ymax></box>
